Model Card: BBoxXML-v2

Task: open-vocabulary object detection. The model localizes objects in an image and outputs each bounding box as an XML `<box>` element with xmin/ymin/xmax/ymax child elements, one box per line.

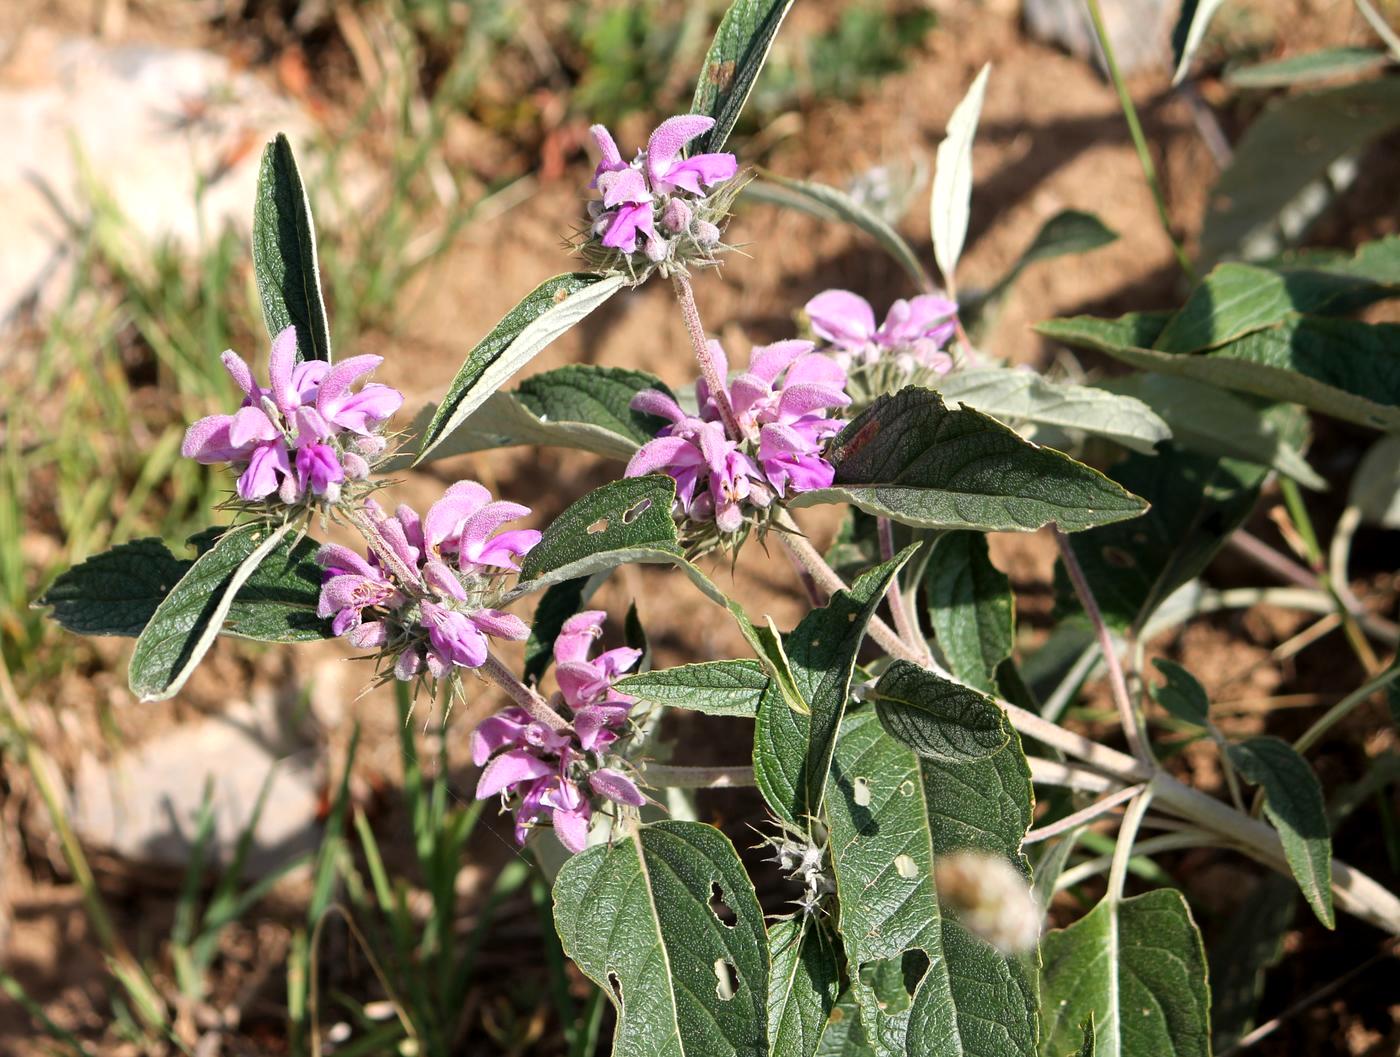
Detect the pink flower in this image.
<box><xmin>805</xmin><ymin>289</ymin><xmax>957</xmax><ymax>374</ymax></box>
<box><xmin>182</xmin><ymin>325</ymin><xmax>404</xmax><ymax>505</ymax></box>
<box><xmin>471</xmin><ymin>611</ymin><xmax>645</xmax><ymax>854</ymax></box>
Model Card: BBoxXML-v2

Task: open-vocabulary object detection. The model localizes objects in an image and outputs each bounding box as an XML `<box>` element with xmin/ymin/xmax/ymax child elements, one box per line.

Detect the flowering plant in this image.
<box><xmin>38</xmin><ymin>7</ymin><xmax>1400</xmax><ymax>1057</ymax></box>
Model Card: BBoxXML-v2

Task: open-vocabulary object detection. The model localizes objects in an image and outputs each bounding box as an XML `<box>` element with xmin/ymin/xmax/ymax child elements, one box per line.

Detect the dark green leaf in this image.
<box><xmin>1054</xmin><ymin>445</ymin><xmax>1265</xmax><ymax>632</ymax></box>
<box><xmin>252</xmin><ymin>134</ymin><xmax>331</xmax><ymax>363</ymax></box>
<box><xmin>1200</xmin><ymin>79</ymin><xmax>1400</xmax><ymax>265</ymax></box>
<box><xmin>1209</xmin><ymin>874</ymin><xmax>1295</xmax><ymax>1052</ymax></box>
<box><xmin>754</xmin><ymin>681</ymin><xmax>808</xmax><ymax>827</ymax></box>
<box><xmin>815</xmin><ymin>992</ymin><xmax>875</xmax><ymax>1057</ymax></box>
<box><xmin>1151</xmin><ymin>659</ymin><xmax>1210</xmax><ymax>728</ymax></box>
<box><xmin>982</xmin><ymin>210</ymin><xmax>1117</xmax><ymax>302</ymax></box>
<box><xmin>553</xmin><ymin>820</ymin><xmax>769</xmax><ymax>1057</ymax></box>
<box><xmin>825</xmin><ymin>711</ymin><xmax>1036</xmax><ymax>1057</ymax></box>
<box><xmin>792</xmin><ymin>387</ymin><xmax>1149</xmax><ymax>532</ymax></box>
<box><xmin>1226</xmin><ymin>47</ymin><xmax>1391</xmax><ymax>88</ymax></box>
<box><xmin>519</xmin><ymin>476</ymin><xmax>682</xmax><ymax>585</ymax></box>
<box><xmin>690</xmin><ymin>0</ymin><xmax>796</xmax><ymax>154</ymax></box>
<box><xmin>523</xmin><ymin>577</ymin><xmax>592</xmax><ymax>685</ymax></box>
<box><xmin>873</xmin><ymin>660</ymin><xmax>1008</xmax><ymax>763</ymax></box>
<box><xmin>128</xmin><ymin>522</ymin><xmax>296</xmax><ymax>701</ymax></box>
<box><xmin>768</xmin><ymin>918</ymin><xmax>841</xmax><ymax>1057</ymax></box>
<box><xmin>1171</xmin><ymin>0</ymin><xmax>1225</xmax><ymax>84</ymax></box>
<box><xmin>1038</xmin><ymin>312</ymin><xmax>1400</xmax><ymax>431</ymax></box>
<box><xmin>1350</xmin><ymin>433</ymin><xmax>1400</xmax><ymax>528</ymax></box>
<box><xmin>1039</xmin><ymin>889</ymin><xmax>1211</xmax><ymax>1057</ymax></box>
<box><xmin>41</xmin><ymin>539</ymin><xmax>193</xmax><ymax>637</ymax></box>
<box><xmin>925</xmin><ymin>531</ymin><xmax>1015</xmax><ymax>692</ymax></box>
<box><xmin>415</xmin><ymin>274</ymin><xmax>626</xmax><ymax>463</ymax></box>
<box><xmin>1227</xmin><ymin>736</ymin><xmax>1335</xmax><ymax>927</ymax></box>
<box><xmin>617</xmin><ymin>659</ymin><xmax>769</xmax><ymax>717</ymax></box>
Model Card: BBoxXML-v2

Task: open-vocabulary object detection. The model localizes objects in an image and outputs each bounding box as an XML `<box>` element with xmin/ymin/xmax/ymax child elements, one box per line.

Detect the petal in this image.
<box><xmin>423</xmin><ymin>481</ymin><xmax>490</xmax><ymax>549</ymax></box>
<box><xmin>268</xmin><ymin>325</ymin><xmax>299</xmax><ymax>413</ymax></box>
<box><xmin>316</xmin><ymin>543</ymin><xmax>379</xmax><ymax>579</ymax></box>
<box><xmin>471</xmin><ymin>609</ymin><xmax>530</xmax><ymax>642</ymax></box>
<box><xmin>220</xmin><ymin>350</ymin><xmax>257</xmax><ymax>397</ymax></box>
<box><xmin>748</xmin><ymin>340</ymin><xmax>815</xmax><ymax>384</ymax></box>
<box><xmin>475</xmin><ymin>748</ymin><xmax>553</xmax><ymax>799</ymax></box>
<box><xmin>629</xmin><ymin>389</ymin><xmax>690</xmax><ymax>424</ymax></box>
<box><xmin>645</xmin><ymin>114</ymin><xmax>715</xmax><ymax>184</ymax></box>
<box><xmin>590</xmin><ymin>769</ymin><xmax>646</xmax><ymax>807</ymax></box>
<box><xmin>467</xmin><ymin>529</ymin><xmax>542</xmax><ymax>572</ymax></box>
<box><xmin>423</xmin><ymin>559</ymin><xmax>468</xmax><ymax>600</ymax></box>
<box><xmin>325</xmin><ymin>384</ymin><xmax>404</xmax><ymax>434</ymax></box>
<box><xmin>589</xmin><ymin>123</ymin><xmax>626</xmax><ymax>178</ymax></box>
<box><xmin>316</xmin><ymin>355</ymin><xmax>384</xmax><ymax>413</ymax></box>
<box><xmin>626</xmin><ymin>435</ymin><xmax>700</xmax><ymax>479</ymax></box>
<box><xmin>551</xmin><ymin>804</ymin><xmax>591</xmax><ymax>853</ymax></box>
<box><xmin>459</xmin><ymin>501</ymin><xmax>533</xmax><ymax>552</ymax></box>
<box><xmin>554</xmin><ymin>611</ymin><xmax>607</xmax><ymax>664</ymax></box>
<box><xmin>599</xmin><ymin>167</ymin><xmax>651</xmax><ymax>208</ymax></box>
<box><xmin>805</xmin><ymin>290</ymin><xmax>877</xmax><ymax>347</ymax></box>
<box><xmin>655</xmin><ymin>153</ymin><xmax>738</xmax><ymax>195</ymax></box>
<box><xmin>236</xmin><ymin>442</ymin><xmax>291</xmax><ymax>500</ymax></box>
<box><xmin>228</xmin><ymin>406</ymin><xmax>281</xmax><ymax>448</ymax></box>
<box><xmin>783</xmin><ymin>353</ymin><xmax>849</xmax><ymax>391</ymax></box>
<box><xmin>471</xmin><ymin>712</ymin><xmax>528</xmax><ymax>766</ymax></box>
<box><xmin>776</xmin><ymin>382</ymin><xmax>850</xmax><ymax>420</ymax></box>
<box><xmin>182</xmin><ymin>415</ymin><xmax>239</xmax><ymax>462</ymax></box>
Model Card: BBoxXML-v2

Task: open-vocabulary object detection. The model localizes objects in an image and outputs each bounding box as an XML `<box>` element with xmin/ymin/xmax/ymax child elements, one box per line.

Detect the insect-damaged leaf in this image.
<box><xmin>690</xmin><ymin>0</ymin><xmax>795</xmax><ymax>154</ymax></box>
<box><xmin>768</xmin><ymin>917</ymin><xmax>841</xmax><ymax>1057</ymax></box>
<box><xmin>553</xmin><ymin>820</ymin><xmax>769</xmax><ymax>1057</ymax></box>
<box><xmin>791</xmin><ymin>387</ymin><xmax>1149</xmax><ymax>532</ymax></box>
<box><xmin>825</xmin><ymin>711</ymin><xmax>1036</xmax><ymax>1057</ymax></box>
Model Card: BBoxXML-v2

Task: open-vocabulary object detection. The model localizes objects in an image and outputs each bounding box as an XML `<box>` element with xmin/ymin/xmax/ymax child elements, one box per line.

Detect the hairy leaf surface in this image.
<box><xmin>618</xmin><ymin>660</ymin><xmax>769</xmax><ymax>717</ymax></box>
<box><xmin>690</xmin><ymin>0</ymin><xmax>795</xmax><ymax>153</ymax></box>
<box><xmin>924</xmin><ymin>531</ymin><xmax>1014</xmax><ymax>693</ymax></box>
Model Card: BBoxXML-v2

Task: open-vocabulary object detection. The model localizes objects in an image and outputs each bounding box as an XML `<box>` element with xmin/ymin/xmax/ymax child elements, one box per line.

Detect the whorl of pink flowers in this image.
<box><xmin>473</xmin><ymin>611</ymin><xmax>645</xmax><ymax>853</ymax></box>
<box><xmin>182</xmin><ymin>325</ymin><xmax>404</xmax><ymax>506</ymax></box>
<box><xmin>586</xmin><ymin>115</ymin><xmax>738</xmax><ymax>262</ymax></box>
<box><xmin>316</xmin><ymin>481</ymin><xmax>541</xmax><ymax>680</ymax></box>
<box><xmin>625</xmin><ymin>340</ymin><xmax>851</xmax><ymax>535</ymax></box>
<box><xmin>805</xmin><ymin>289</ymin><xmax>958</xmax><ymax>376</ymax></box>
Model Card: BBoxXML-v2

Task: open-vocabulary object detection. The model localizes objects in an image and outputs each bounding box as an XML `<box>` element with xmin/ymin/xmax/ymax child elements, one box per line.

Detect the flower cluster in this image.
<box><xmin>182</xmin><ymin>325</ymin><xmax>403</xmax><ymax>506</ymax></box>
<box><xmin>473</xmin><ymin>612</ymin><xmax>646</xmax><ymax>853</ymax></box>
<box><xmin>582</xmin><ymin>115</ymin><xmax>740</xmax><ymax>278</ymax></box>
<box><xmin>764</xmin><ymin>819</ymin><xmax>836</xmax><ymax>918</ymax></box>
<box><xmin>626</xmin><ymin>340</ymin><xmax>850</xmax><ymax>545</ymax></box>
<box><xmin>805</xmin><ymin>289</ymin><xmax>959</xmax><ymax>405</ymax></box>
<box><xmin>316</xmin><ymin>481</ymin><xmax>539</xmax><ymax>681</ymax></box>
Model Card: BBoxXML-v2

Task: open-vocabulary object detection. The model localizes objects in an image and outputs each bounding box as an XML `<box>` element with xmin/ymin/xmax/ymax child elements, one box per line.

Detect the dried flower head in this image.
<box><xmin>934</xmin><ymin>850</ymin><xmax>1041</xmax><ymax>955</ymax></box>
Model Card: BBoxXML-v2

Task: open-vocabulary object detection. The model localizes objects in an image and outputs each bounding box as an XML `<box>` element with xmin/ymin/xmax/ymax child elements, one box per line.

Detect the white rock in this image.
<box><xmin>0</xmin><ymin>30</ymin><xmax>315</xmax><ymax>325</ymax></box>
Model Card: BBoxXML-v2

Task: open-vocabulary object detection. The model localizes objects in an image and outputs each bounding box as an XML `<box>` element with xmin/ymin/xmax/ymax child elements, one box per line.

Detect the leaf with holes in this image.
<box><xmin>816</xmin><ymin>992</ymin><xmax>875</xmax><ymax>1057</ymax></box>
<box><xmin>925</xmin><ymin>532</ymin><xmax>1014</xmax><ymax>693</ymax></box>
<box><xmin>825</xmin><ymin>710</ymin><xmax>1036</xmax><ymax>1057</ymax></box>
<box><xmin>1039</xmin><ymin>889</ymin><xmax>1211</xmax><ymax>1057</ymax></box>
<box><xmin>252</xmin><ymin>133</ymin><xmax>331</xmax><ymax>363</ymax></box>
<box><xmin>768</xmin><ymin>918</ymin><xmax>841</xmax><ymax>1057</ymax></box>
<box><xmin>931</xmin><ymin>63</ymin><xmax>990</xmax><ymax>288</ymax></box>
<box><xmin>1150</xmin><ymin>659</ymin><xmax>1209</xmax><ymax>728</ymax></box>
<box><xmin>690</xmin><ymin>0</ymin><xmax>795</xmax><ymax>154</ymax></box>
<box><xmin>873</xmin><ymin>661</ymin><xmax>1008</xmax><ymax>763</ymax></box>
<box><xmin>1037</xmin><ymin>312</ymin><xmax>1400</xmax><ymax>432</ymax></box>
<box><xmin>754</xmin><ymin>172</ymin><xmax>931</xmax><ymax>291</ymax></box>
<box><xmin>415</xmin><ymin>274</ymin><xmax>626</xmax><ymax>464</ymax></box>
<box><xmin>1053</xmin><ymin>444</ymin><xmax>1265</xmax><ymax>632</ymax></box>
<box><xmin>408</xmin><ymin>366</ymin><xmax>674</xmax><ymax>464</ymax></box>
<box><xmin>618</xmin><ymin>660</ymin><xmax>769</xmax><ymax>717</ymax></box>
<box><xmin>753</xmin><ymin>550</ymin><xmax>914</xmax><ymax>825</ymax></box>
<box><xmin>128</xmin><ymin>522</ymin><xmax>297</xmax><ymax>701</ymax></box>
<box><xmin>1227</xmin><ymin>736</ymin><xmax>1334</xmax><ymax>928</ymax></box>
<box><xmin>553</xmin><ymin>820</ymin><xmax>769</xmax><ymax>1057</ymax></box>
<box><xmin>791</xmin><ymin>387</ymin><xmax>1149</xmax><ymax>533</ymax></box>
<box><xmin>937</xmin><ymin>369</ymin><xmax>1169</xmax><ymax>455</ymax></box>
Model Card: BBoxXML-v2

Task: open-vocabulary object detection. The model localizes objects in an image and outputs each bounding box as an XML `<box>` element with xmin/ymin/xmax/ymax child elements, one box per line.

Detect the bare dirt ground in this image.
<box><xmin>5</xmin><ymin>0</ymin><xmax>1400</xmax><ymax>1053</ymax></box>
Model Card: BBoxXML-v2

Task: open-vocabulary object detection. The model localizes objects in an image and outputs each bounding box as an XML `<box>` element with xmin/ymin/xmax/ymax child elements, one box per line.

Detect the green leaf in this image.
<box><xmin>754</xmin><ymin>173</ymin><xmax>931</xmax><ymax>291</ymax></box>
<box><xmin>873</xmin><ymin>660</ymin><xmax>1008</xmax><ymax>763</ymax></box>
<box><xmin>791</xmin><ymin>387</ymin><xmax>1150</xmax><ymax>532</ymax></box>
<box><xmin>408</xmin><ymin>366</ymin><xmax>672</xmax><ymax>464</ymax></box>
<box><xmin>40</xmin><ymin>538</ymin><xmax>194</xmax><ymax>637</ymax></box>
<box><xmin>1200</xmin><ymin>79</ymin><xmax>1400</xmax><ymax>265</ymax></box>
<box><xmin>1038</xmin><ymin>313</ymin><xmax>1400</xmax><ymax>431</ymax></box>
<box><xmin>519</xmin><ymin>475</ymin><xmax>681</xmax><ymax>583</ymax></box>
<box><xmin>1350</xmin><ymin>433</ymin><xmax>1400</xmax><ymax>528</ymax></box>
<box><xmin>1170</xmin><ymin>0</ymin><xmax>1225</xmax><ymax>85</ymax></box>
<box><xmin>1226</xmin><ymin>736</ymin><xmax>1335</xmax><ymax>928</ymax></box>
<box><xmin>825</xmin><ymin>710</ymin><xmax>1036</xmax><ymax>1057</ymax></box>
<box><xmin>980</xmin><ymin>210</ymin><xmax>1118</xmax><ymax>303</ymax></box>
<box><xmin>768</xmin><ymin>918</ymin><xmax>841</xmax><ymax>1057</ymax></box>
<box><xmin>415</xmin><ymin>274</ymin><xmax>626</xmax><ymax>464</ymax></box>
<box><xmin>925</xmin><ymin>531</ymin><xmax>1014</xmax><ymax>693</ymax></box>
<box><xmin>753</xmin><ymin>551</ymin><xmax>914</xmax><ymax>824</ymax></box>
<box><xmin>1209</xmin><ymin>874</ymin><xmax>1295</xmax><ymax>1052</ymax></box>
<box><xmin>617</xmin><ymin>659</ymin><xmax>769</xmax><ymax>717</ymax></box>
<box><xmin>815</xmin><ymin>992</ymin><xmax>875</xmax><ymax>1057</ymax></box>
<box><xmin>937</xmin><ymin>368</ymin><xmax>1170</xmax><ymax>455</ymax></box>
<box><xmin>252</xmin><ymin>134</ymin><xmax>331</xmax><ymax>363</ymax></box>
<box><xmin>1097</xmin><ymin>374</ymin><xmax>1324</xmax><ymax>490</ymax></box>
<box><xmin>931</xmin><ymin>63</ymin><xmax>990</xmax><ymax>288</ymax></box>
<box><xmin>1074</xmin><ymin>1017</ymin><xmax>1097</xmax><ymax>1057</ymax></box>
<box><xmin>128</xmin><ymin>522</ymin><xmax>296</xmax><ymax>702</ymax></box>
<box><xmin>1226</xmin><ymin>47</ymin><xmax>1391</xmax><ymax>88</ymax></box>
<box><xmin>1054</xmin><ymin>445</ymin><xmax>1265</xmax><ymax>632</ymax></box>
<box><xmin>1151</xmin><ymin>261</ymin><xmax>1398</xmax><ymax>353</ymax></box>
<box><xmin>1039</xmin><ymin>889</ymin><xmax>1211</xmax><ymax>1057</ymax></box>
<box><xmin>553</xmin><ymin>820</ymin><xmax>769</xmax><ymax>1057</ymax></box>
<box><xmin>523</xmin><ymin>576</ymin><xmax>593</xmax><ymax>685</ymax></box>
<box><xmin>207</xmin><ymin>528</ymin><xmax>332</xmax><ymax>643</ymax></box>
<box><xmin>690</xmin><ymin>0</ymin><xmax>796</xmax><ymax>154</ymax></box>
<box><xmin>1150</xmin><ymin>659</ymin><xmax>1209</xmax><ymax>728</ymax></box>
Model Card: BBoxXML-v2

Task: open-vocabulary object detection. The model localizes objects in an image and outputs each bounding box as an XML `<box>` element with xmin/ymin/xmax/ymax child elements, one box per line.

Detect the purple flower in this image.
<box><xmin>182</xmin><ymin>326</ymin><xmax>404</xmax><ymax>505</ymax></box>
<box><xmin>585</xmin><ymin>115</ymin><xmax>737</xmax><ymax>264</ymax></box>
<box><xmin>315</xmin><ymin>481</ymin><xmax>537</xmax><ymax>680</ymax></box>
<box><xmin>626</xmin><ymin>339</ymin><xmax>849</xmax><ymax>534</ymax></box>
<box><xmin>805</xmin><ymin>289</ymin><xmax>957</xmax><ymax>374</ymax></box>
<box><xmin>471</xmin><ymin>610</ymin><xmax>645</xmax><ymax>854</ymax></box>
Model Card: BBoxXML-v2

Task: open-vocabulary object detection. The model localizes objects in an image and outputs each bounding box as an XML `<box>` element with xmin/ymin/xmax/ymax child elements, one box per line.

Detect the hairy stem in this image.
<box><xmin>640</xmin><ymin>763</ymin><xmax>756</xmax><ymax>789</ymax></box>
<box><xmin>1024</xmin><ymin>783</ymin><xmax>1148</xmax><ymax>845</ymax></box>
<box><xmin>479</xmin><ymin>653</ymin><xmax>569</xmax><ymax>732</ymax></box>
<box><xmin>671</xmin><ymin>271</ymin><xmax>741</xmax><ymax>438</ymax></box>
<box><xmin>1055</xmin><ymin>528</ymin><xmax>1152</xmax><ymax>764</ymax></box>
<box><xmin>1107</xmin><ymin>783</ymin><xmax>1156</xmax><ymax>902</ymax></box>
<box><xmin>346</xmin><ymin>504</ymin><xmax>423</xmax><ymax>590</ymax></box>
<box><xmin>877</xmin><ymin>517</ymin><xmax>933</xmax><ymax>666</ymax></box>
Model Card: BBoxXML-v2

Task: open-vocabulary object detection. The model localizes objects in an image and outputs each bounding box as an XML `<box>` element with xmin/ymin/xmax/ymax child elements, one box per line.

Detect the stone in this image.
<box><xmin>0</xmin><ymin>30</ymin><xmax>316</xmax><ymax>326</ymax></box>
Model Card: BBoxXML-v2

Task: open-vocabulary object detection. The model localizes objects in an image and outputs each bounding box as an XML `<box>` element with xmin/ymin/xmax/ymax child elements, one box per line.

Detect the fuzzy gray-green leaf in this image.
<box><xmin>618</xmin><ymin>660</ymin><xmax>769</xmax><ymax>717</ymax></box>
<box><xmin>874</xmin><ymin>660</ymin><xmax>1009</xmax><ymax>763</ymax></box>
<box><xmin>768</xmin><ymin>918</ymin><xmax>840</xmax><ymax>1057</ymax></box>
<box><xmin>925</xmin><ymin>531</ymin><xmax>1015</xmax><ymax>693</ymax></box>
<box><xmin>690</xmin><ymin>0</ymin><xmax>795</xmax><ymax>154</ymax></box>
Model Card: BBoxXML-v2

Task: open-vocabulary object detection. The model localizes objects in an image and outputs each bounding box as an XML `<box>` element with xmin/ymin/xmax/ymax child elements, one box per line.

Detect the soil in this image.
<box><xmin>4</xmin><ymin>0</ymin><xmax>1400</xmax><ymax>1054</ymax></box>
